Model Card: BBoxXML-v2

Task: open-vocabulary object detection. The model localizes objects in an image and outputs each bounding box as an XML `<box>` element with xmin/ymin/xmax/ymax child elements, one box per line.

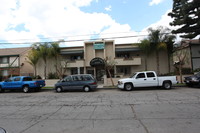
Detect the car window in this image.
<box><xmin>64</xmin><ymin>76</ymin><xmax>72</xmax><ymax>82</ymax></box>
<box><xmin>147</xmin><ymin>72</ymin><xmax>155</xmax><ymax>78</ymax></box>
<box><xmin>82</xmin><ymin>75</ymin><xmax>92</xmax><ymax>81</ymax></box>
<box><xmin>14</xmin><ymin>77</ymin><xmax>21</xmax><ymax>81</ymax></box>
<box><xmin>136</xmin><ymin>73</ymin><xmax>145</xmax><ymax>78</ymax></box>
<box><xmin>72</xmin><ymin>76</ymin><xmax>80</xmax><ymax>81</ymax></box>
<box><xmin>23</xmin><ymin>77</ymin><xmax>32</xmax><ymax>81</ymax></box>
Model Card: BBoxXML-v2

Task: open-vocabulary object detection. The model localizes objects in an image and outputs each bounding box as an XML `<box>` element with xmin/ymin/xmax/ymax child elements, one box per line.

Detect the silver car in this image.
<box><xmin>54</xmin><ymin>74</ymin><xmax>97</xmax><ymax>92</ymax></box>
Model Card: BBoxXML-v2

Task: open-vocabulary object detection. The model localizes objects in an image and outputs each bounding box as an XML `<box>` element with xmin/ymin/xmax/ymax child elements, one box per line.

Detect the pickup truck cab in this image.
<box><xmin>0</xmin><ymin>76</ymin><xmax>45</xmax><ymax>93</ymax></box>
<box><xmin>118</xmin><ymin>71</ymin><xmax>177</xmax><ymax>91</ymax></box>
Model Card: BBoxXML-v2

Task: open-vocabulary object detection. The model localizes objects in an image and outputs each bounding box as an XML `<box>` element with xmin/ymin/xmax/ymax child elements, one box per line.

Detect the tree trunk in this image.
<box><xmin>34</xmin><ymin>65</ymin><xmax>37</xmax><ymax>77</ymax></box>
<box><xmin>107</xmin><ymin>69</ymin><xmax>114</xmax><ymax>86</ymax></box>
<box><xmin>156</xmin><ymin>51</ymin><xmax>160</xmax><ymax>75</ymax></box>
<box><xmin>179</xmin><ymin>65</ymin><xmax>183</xmax><ymax>83</ymax></box>
<box><xmin>44</xmin><ymin>58</ymin><xmax>47</xmax><ymax>79</ymax></box>
<box><xmin>145</xmin><ymin>55</ymin><xmax>147</xmax><ymax>71</ymax></box>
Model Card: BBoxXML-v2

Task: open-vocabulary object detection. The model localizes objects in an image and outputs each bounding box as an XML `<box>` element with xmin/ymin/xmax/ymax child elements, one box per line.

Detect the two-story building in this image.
<box><xmin>36</xmin><ymin>40</ymin><xmax>170</xmax><ymax>80</ymax></box>
<box><xmin>0</xmin><ymin>47</ymin><xmax>33</xmax><ymax>80</ymax></box>
<box><xmin>173</xmin><ymin>39</ymin><xmax>200</xmax><ymax>72</ymax></box>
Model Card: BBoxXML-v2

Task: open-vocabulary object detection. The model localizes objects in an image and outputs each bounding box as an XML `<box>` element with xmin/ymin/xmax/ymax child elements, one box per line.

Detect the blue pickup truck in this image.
<box><xmin>0</xmin><ymin>76</ymin><xmax>45</xmax><ymax>93</ymax></box>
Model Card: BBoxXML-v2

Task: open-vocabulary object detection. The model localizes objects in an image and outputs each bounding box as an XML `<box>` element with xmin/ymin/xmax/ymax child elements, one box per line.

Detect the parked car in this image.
<box><xmin>184</xmin><ymin>72</ymin><xmax>200</xmax><ymax>87</ymax></box>
<box><xmin>54</xmin><ymin>74</ymin><xmax>97</xmax><ymax>92</ymax></box>
<box><xmin>0</xmin><ymin>76</ymin><xmax>45</xmax><ymax>93</ymax></box>
<box><xmin>118</xmin><ymin>71</ymin><xmax>178</xmax><ymax>91</ymax></box>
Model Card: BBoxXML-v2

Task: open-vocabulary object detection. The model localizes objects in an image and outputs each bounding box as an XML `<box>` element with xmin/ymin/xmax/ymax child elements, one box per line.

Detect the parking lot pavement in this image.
<box><xmin>0</xmin><ymin>87</ymin><xmax>200</xmax><ymax>133</ymax></box>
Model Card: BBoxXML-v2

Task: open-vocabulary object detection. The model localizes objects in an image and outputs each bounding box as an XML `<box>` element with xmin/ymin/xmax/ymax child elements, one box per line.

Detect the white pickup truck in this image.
<box><xmin>118</xmin><ymin>71</ymin><xmax>178</xmax><ymax>91</ymax></box>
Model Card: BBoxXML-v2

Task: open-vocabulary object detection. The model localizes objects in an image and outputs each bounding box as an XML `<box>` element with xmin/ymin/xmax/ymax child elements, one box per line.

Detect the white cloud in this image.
<box><xmin>0</xmin><ymin>0</ymin><xmax>131</xmax><ymax>47</ymax></box>
<box><xmin>149</xmin><ymin>0</ymin><xmax>164</xmax><ymax>6</ymax></box>
<box><xmin>105</xmin><ymin>5</ymin><xmax>112</xmax><ymax>11</ymax></box>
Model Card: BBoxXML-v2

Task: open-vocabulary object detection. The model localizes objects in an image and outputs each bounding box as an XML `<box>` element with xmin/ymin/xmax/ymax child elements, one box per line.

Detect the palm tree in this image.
<box><xmin>26</xmin><ymin>49</ymin><xmax>40</xmax><ymax>77</ymax></box>
<box><xmin>147</xmin><ymin>27</ymin><xmax>175</xmax><ymax>75</ymax></box>
<box><xmin>32</xmin><ymin>43</ymin><xmax>51</xmax><ymax>79</ymax></box>
<box><xmin>136</xmin><ymin>39</ymin><xmax>151</xmax><ymax>71</ymax></box>
<box><xmin>49</xmin><ymin>42</ymin><xmax>61</xmax><ymax>75</ymax></box>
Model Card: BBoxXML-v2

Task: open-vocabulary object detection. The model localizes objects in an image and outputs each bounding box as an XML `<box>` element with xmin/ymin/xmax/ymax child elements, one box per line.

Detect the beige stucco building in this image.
<box><xmin>36</xmin><ymin>40</ymin><xmax>171</xmax><ymax>80</ymax></box>
<box><xmin>0</xmin><ymin>47</ymin><xmax>33</xmax><ymax>80</ymax></box>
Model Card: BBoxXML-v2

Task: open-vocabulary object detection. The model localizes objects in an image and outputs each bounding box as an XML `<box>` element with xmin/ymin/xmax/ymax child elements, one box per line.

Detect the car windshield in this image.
<box><xmin>130</xmin><ymin>73</ymin><xmax>137</xmax><ymax>78</ymax></box>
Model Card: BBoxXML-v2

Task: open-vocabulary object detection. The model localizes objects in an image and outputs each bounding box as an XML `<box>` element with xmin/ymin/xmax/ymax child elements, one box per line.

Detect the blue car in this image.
<box><xmin>54</xmin><ymin>74</ymin><xmax>97</xmax><ymax>92</ymax></box>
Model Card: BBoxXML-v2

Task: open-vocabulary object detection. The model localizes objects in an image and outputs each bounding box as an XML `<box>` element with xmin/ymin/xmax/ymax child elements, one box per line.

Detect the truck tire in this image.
<box><xmin>124</xmin><ymin>83</ymin><xmax>133</xmax><ymax>91</ymax></box>
<box><xmin>163</xmin><ymin>81</ymin><xmax>172</xmax><ymax>90</ymax></box>
<box><xmin>0</xmin><ymin>86</ymin><xmax>5</xmax><ymax>93</ymax></box>
<box><xmin>23</xmin><ymin>85</ymin><xmax>30</xmax><ymax>93</ymax></box>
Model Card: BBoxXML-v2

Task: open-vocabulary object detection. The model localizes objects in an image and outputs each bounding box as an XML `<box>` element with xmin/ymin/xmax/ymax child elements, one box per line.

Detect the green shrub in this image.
<box><xmin>48</xmin><ymin>73</ymin><xmax>58</xmax><ymax>79</ymax></box>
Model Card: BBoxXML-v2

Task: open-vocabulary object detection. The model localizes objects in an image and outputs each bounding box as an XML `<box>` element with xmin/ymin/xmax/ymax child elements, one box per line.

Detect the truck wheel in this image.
<box><xmin>23</xmin><ymin>86</ymin><xmax>30</xmax><ymax>93</ymax></box>
<box><xmin>163</xmin><ymin>81</ymin><xmax>172</xmax><ymax>90</ymax></box>
<box><xmin>124</xmin><ymin>83</ymin><xmax>133</xmax><ymax>91</ymax></box>
<box><xmin>56</xmin><ymin>87</ymin><xmax>62</xmax><ymax>93</ymax></box>
<box><xmin>0</xmin><ymin>86</ymin><xmax>5</xmax><ymax>93</ymax></box>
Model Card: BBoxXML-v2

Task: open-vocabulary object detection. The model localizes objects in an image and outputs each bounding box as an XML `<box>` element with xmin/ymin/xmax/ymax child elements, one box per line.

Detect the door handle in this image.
<box><xmin>144</xmin><ymin>79</ymin><xmax>147</xmax><ymax>80</ymax></box>
<box><xmin>153</xmin><ymin>78</ymin><xmax>156</xmax><ymax>80</ymax></box>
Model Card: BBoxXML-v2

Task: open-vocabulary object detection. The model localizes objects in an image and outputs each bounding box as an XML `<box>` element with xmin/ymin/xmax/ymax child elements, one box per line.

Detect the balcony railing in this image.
<box><xmin>115</xmin><ymin>57</ymin><xmax>141</xmax><ymax>66</ymax></box>
<box><xmin>0</xmin><ymin>64</ymin><xmax>19</xmax><ymax>68</ymax></box>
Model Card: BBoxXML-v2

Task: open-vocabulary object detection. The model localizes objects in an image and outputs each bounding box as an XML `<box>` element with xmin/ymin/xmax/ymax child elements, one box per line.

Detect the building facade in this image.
<box><xmin>36</xmin><ymin>40</ymin><xmax>171</xmax><ymax>80</ymax></box>
<box><xmin>173</xmin><ymin>39</ymin><xmax>200</xmax><ymax>72</ymax></box>
<box><xmin>0</xmin><ymin>47</ymin><xmax>33</xmax><ymax>80</ymax></box>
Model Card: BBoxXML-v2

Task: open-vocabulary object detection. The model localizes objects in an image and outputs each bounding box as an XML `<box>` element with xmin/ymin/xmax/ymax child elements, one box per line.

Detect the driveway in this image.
<box><xmin>0</xmin><ymin>87</ymin><xmax>200</xmax><ymax>133</ymax></box>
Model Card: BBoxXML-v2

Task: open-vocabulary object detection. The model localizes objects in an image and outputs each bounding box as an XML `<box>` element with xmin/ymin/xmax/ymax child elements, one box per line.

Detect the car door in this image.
<box><xmin>134</xmin><ymin>73</ymin><xmax>147</xmax><ymax>87</ymax></box>
<box><xmin>3</xmin><ymin>77</ymin><xmax>14</xmax><ymax>89</ymax></box>
<box><xmin>61</xmin><ymin>76</ymin><xmax>73</xmax><ymax>90</ymax></box>
<box><xmin>71</xmin><ymin>75</ymin><xmax>83</xmax><ymax>90</ymax></box>
<box><xmin>145</xmin><ymin>72</ymin><xmax>158</xmax><ymax>87</ymax></box>
<box><xmin>12</xmin><ymin>77</ymin><xmax>22</xmax><ymax>89</ymax></box>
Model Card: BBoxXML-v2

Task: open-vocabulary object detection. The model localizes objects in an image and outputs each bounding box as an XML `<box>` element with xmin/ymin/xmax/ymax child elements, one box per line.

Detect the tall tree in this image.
<box><xmin>136</xmin><ymin>39</ymin><xmax>151</xmax><ymax>71</ymax></box>
<box><xmin>147</xmin><ymin>27</ymin><xmax>175</xmax><ymax>75</ymax></box>
<box><xmin>104</xmin><ymin>57</ymin><xmax>117</xmax><ymax>86</ymax></box>
<box><xmin>49</xmin><ymin>42</ymin><xmax>61</xmax><ymax>76</ymax></box>
<box><xmin>32</xmin><ymin>43</ymin><xmax>51</xmax><ymax>79</ymax></box>
<box><xmin>168</xmin><ymin>0</ymin><xmax>200</xmax><ymax>39</ymax></box>
<box><xmin>26</xmin><ymin>49</ymin><xmax>40</xmax><ymax>77</ymax></box>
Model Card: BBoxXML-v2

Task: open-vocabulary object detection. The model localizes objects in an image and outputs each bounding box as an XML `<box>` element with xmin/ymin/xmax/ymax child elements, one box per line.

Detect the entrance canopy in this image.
<box><xmin>90</xmin><ymin>57</ymin><xmax>105</xmax><ymax>67</ymax></box>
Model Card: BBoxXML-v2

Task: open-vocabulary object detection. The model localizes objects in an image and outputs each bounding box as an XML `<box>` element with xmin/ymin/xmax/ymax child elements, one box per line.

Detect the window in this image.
<box><xmin>0</xmin><ymin>57</ymin><xmax>9</xmax><ymax>64</ymax></box>
<box><xmin>70</xmin><ymin>55</ymin><xmax>83</xmax><ymax>61</ymax></box>
<box><xmin>147</xmin><ymin>72</ymin><xmax>155</xmax><ymax>78</ymax></box>
<box><xmin>1</xmin><ymin>70</ymin><xmax>8</xmax><ymax>76</ymax></box>
<box><xmin>82</xmin><ymin>75</ymin><xmax>92</xmax><ymax>81</ymax></box>
<box><xmin>23</xmin><ymin>77</ymin><xmax>32</xmax><ymax>81</ymax></box>
<box><xmin>72</xmin><ymin>76</ymin><xmax>79</xmax><ymax>81</ymax></box>
<box><xmin>136</xmin><ymin>73</ymin><xmax>145</xmax><ymax>78</ymax></box>
<box><xmin>116</xmin><ymin>53</ymin><xmax>130</xmax><ymax>58</ymax></box>
<box><xmin>14</xmin><ymin>77</ymin><xmax>21</xmax><ymax>81</ymax></box>
<box><xmin>64</xmin><ymin>76</ymin><xmax>72</xmax><ymax>82</ymax></box>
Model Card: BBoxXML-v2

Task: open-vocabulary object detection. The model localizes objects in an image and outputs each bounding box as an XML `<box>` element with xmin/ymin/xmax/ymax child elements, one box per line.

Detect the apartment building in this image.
<box><xmin>37</xmin><ymin>40</ymin><xmax>170</xmax><ymax>80</ymax></box>
<box><xmin>0</xmin><ymin>47</ymin><xmax>33</xmax><ymax>80</ymax></box>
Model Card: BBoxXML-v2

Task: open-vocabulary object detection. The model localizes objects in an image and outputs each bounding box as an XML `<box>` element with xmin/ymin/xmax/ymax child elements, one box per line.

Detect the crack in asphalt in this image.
<box><xmin>130</xmin><ymin>105</ymin><xmax>150</xmax><ymax>133</ymax></box>
<box><xmin>19</xmin><ymin>105</ymin><xmax>63</xmax><ymax>133</ymax></box>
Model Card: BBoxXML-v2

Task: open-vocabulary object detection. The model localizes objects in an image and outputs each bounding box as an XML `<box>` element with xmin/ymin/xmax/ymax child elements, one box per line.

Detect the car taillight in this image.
<box><xmin>90</xmin><ymin>82</ymin><xmax>97</xmax><ymax>85</ymax></box>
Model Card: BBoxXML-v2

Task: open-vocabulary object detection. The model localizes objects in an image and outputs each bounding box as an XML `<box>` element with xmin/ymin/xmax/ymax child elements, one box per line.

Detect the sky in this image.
<box><xmin>0</xmin><ymin>0</ymin><xmax>175</xmax><ymax>48</ymax></box>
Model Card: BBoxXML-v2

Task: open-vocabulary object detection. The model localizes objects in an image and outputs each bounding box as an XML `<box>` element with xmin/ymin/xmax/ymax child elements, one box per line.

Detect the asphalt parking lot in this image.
<box><xmin>0</xmin><ymin>86</ymin><xmax>200</xmax><ymax>133</ymax></box>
